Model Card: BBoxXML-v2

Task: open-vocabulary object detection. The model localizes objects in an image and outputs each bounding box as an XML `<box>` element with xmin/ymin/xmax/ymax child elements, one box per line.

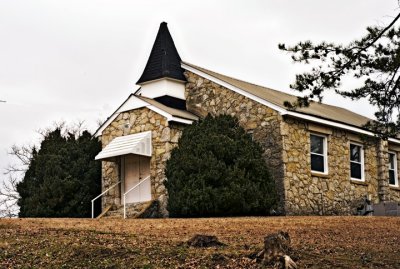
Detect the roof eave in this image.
<box><xmin>181</xmin><ymin>62</ymin><xmax>400</xmax><ymax>145</ymax></box>
<box><xmin>94</xmin><ymin>95</ymin><xmax>195</xmax><ymax>137</ymax></box>
<box><xmin>137</xmin><ymin>76</ymin><xmax>187</xmax><ymax>86</ymax></box>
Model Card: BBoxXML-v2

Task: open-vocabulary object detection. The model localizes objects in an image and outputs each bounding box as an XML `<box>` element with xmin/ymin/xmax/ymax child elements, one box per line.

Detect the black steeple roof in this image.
<box><xmin>136</xmin><ymin>22</ymin><xmax>186</xmax><ymax>84</ymax></box>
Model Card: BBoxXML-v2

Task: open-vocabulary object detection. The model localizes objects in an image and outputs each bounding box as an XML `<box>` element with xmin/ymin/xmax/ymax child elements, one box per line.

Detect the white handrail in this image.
<box><xmin>91</xmin><ymin>181</ymin><xmax>121</xmax><ymax>219</ymax></box>
<box><xmin>123</xmin><ymin>176</ymin><xmax>150</xmax><ymax>219</ymax></box>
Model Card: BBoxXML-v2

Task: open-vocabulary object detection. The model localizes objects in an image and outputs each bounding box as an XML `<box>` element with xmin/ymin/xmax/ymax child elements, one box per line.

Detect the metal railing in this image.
<box><xmin>123</xmin><ymin>176</ymin><xmax>150</xmax><ymax>219</ymax></box>
<box><xmin>91</xmin><ymin>181</ymin><xmax>121</xmax><ymax>219</ymax></box>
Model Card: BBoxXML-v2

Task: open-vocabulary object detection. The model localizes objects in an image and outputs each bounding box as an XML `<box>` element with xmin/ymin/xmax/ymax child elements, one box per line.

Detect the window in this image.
<box><xmin>389</xmin><ymin>152</ymin><xmax>398</xmax><ymax>186</ymax></box>
<box><xmin>350</xmin><ymin>143</ymin><xmax>364</xmax><ymax>180</ymax></box>
<box><xmin>310</xmin><ymin>134</ymin><xmax>328</xmax><ymax>173</ymax></box>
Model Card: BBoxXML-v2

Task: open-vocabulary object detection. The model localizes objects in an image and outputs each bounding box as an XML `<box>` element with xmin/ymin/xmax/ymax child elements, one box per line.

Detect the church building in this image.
<box><xmin>93</xmin><ymin>22</ymin><xmax>400</xmax><ymax>218</ymax></box>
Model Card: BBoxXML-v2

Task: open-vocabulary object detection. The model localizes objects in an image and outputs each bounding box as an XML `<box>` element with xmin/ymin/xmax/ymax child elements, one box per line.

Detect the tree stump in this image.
<box><xmin>258</xmin><ymin>231</ymin><xmax>297</xmax><ymax>269</ymax></box>
<box><xmin>187</xmin><ymin>234</ymin><xmax>225</xmax><ymax>247</ymax></box>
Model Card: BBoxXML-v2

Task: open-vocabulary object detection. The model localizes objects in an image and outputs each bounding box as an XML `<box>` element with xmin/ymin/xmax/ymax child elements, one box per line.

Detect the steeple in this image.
<box><xmin>136</xmin><ymin>22</ymin><xmax>186</xmax><ymax>84</ymax></box>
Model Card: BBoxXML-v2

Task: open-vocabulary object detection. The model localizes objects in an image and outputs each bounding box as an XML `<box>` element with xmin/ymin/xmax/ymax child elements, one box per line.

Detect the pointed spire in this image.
<box><xmin>136</xmin><ymin>22</ymin><xmax>186</xmax><ymax>84</ymax></box>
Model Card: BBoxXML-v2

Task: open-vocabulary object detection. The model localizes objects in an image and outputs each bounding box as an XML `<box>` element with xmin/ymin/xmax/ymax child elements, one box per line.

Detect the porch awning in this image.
<box><xmin>95</xmin><ymin>131</ymin><xmax>152</xmax><ymax>160</ymax></box>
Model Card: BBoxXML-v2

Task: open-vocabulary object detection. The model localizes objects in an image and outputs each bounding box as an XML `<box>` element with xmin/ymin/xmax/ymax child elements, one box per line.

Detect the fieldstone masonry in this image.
<box><xmin>282</xmin><ymin>118</ymin><xmax>382</xmax><ymax>214</ymax></box>
<box><xmin>100</xmin><ymin>107</ymin><xmax>183</xmax><ymax>215</ymax></box>
<box><xmin>377</xmin><ymin>139</ymin><xmax>389</xmax><ymax>201</ymax></box>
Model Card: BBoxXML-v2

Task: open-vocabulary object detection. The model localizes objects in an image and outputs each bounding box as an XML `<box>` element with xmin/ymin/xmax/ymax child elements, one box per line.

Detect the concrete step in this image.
<box><xmin>96</xmin><ymin>205</ymin><xmax>112</xmax><ymax>219</ymax></box>
<box><xmin>102</xmin><ymin>200</ymin><xmax>155</xmax><ymax>219</ymax></box>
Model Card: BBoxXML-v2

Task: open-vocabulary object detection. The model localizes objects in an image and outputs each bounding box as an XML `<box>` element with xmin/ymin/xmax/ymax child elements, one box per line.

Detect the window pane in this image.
<box><xmin>311</xmin><ymin>135</ymin><xmax>324</xmax><ymax>154</ymax></box>
<box><xmin>350</xmin><ymin>144</ymin><xmax>360</xmax><ymax>162</ymax></box>
<box><xmin>351</xmin><ymin>162</ymin><xmax>362</xmax><ymax>179</ymax></box>
<box><xmin>389</xmin><ymin>153</ymin><xmax>395</xmax><ymax>169</ymax></box>
<box><xmin>389</xmin><ymin>170</ymin><xmax>395</xmax><ymax>185</ymax></box>
<box><xmin>311</xmin><ymin>154</ymin><xmax>324</xmax><ymax>172</ymax></box>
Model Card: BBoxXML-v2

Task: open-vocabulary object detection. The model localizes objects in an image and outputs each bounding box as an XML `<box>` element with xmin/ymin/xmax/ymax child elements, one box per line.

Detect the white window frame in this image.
<box><xmin>388</xmin><ymin>151</ymin><xmax>398</xmax><ymax>187</ymax></box>
<box><xmin>310</xmin><ymin>133</ymin><xmax>328</xmax><ymax>174</ymax></box>
<box><xmin>350</xmin><ymin>142</ymin><xmax>365</xmax><ymax>181</ymax></box>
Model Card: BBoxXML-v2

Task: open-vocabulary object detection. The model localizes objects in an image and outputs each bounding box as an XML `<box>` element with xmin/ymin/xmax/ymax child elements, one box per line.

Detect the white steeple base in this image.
<box><xmin>138</xmin><ymin>78</ymin><xmax>186</xmax><ymax>100</ymax></box>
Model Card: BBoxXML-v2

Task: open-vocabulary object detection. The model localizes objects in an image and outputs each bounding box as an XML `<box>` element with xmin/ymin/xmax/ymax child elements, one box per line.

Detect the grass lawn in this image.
<box><xmin>1</xmin><ymin>217</ymin><xmax>400</xmax><ymax>268</ymax></box>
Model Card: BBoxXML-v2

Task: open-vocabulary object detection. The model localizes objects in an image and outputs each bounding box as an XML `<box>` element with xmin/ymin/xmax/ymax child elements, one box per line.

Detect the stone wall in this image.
<box><xmin>184</xmin><ymin>71</ymin><xmax>286</xmax><ymax>212</ymax></box>
<box><xmin>388</xmin><ymin>183</ymin><xmax>400</xmax><ymax>201</ymax></box>
<box><xmin>100</xmin><ymin>107</ymin><xmax>183</xmax><ymax>214</ymax></box>
<box><xmin>281</xmin><ymin>116</ymin><xmax>400</xmax><ymax>215</ymax></box>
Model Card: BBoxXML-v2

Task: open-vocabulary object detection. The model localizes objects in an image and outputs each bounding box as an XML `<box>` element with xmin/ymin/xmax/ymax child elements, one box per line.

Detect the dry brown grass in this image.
<box><xmin>1</xmin><ymin>217</ymin><xmax>400</xmax><ymax>268</ymax></box>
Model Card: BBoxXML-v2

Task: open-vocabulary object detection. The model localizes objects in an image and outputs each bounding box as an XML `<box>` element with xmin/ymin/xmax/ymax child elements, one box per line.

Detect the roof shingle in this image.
<box><xmin>183</xmin><ymin>62</ymin><xmax>372</xmax><ymax>129</ymax></box>
<box><xmin>137</xmin><ymin>22</ymin><xmax>186</xmax><ymax>84</ymax></box>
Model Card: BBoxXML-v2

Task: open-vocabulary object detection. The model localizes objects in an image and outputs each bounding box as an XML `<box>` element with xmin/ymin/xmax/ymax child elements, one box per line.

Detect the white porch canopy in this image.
<box><xmin>95</xmin><ymin>131</ymin><xmax>152</xmax><ymax>160</ymax></box>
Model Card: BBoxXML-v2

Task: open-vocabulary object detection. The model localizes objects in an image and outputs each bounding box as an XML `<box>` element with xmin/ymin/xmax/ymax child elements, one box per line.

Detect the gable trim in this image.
<box><xmin>170</xmin><ymin>116</ymin><xmax>194</xmax><ymax>124</ymax></box>
<box><xmin>146</xmin><ymin>105</ymin><xmax>194</xmax><ymax>124</ymax></box>
<box><xmin>94</xmin><ymin>95</ymin><xmax>194</xmax><ymax>137</ymax></box>
<box><xmin>182</xmin><ymin>62</ymin><xmax>400</xmax><ymax>145</ymax></box>
<box><xmin>286</xmin><ymin>111</ymin><xmax>400</xmax><ymax>144</ymax></box>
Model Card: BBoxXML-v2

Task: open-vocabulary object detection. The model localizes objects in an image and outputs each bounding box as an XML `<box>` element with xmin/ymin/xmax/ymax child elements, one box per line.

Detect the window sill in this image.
<box><xmin>350</xmin><ymin>179</ymin><xmax>368</xmax><ymax>186</ymax></box>
<box><xmin>389</xmin><ymin>185</ymin><xmax>400</xmax><ymax>191</ymax></box>
<box><xmin>311</xmin><ymin>172</ymin><xmax>330</xmax><ymax>178</ymax></box>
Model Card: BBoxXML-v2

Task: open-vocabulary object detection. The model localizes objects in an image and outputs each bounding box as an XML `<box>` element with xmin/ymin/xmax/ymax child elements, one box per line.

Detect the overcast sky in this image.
<box><xmin>0</xmin><ymin>0</ymin><xmax>399</xmax><ymax>184</ymax></box>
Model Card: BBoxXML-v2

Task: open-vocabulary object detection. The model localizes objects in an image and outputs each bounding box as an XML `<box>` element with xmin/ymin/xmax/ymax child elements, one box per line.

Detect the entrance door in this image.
<box><xmin>123</xmin><ymin>155</ymin><xmax>151</xmax><ymax>203</ymax></box>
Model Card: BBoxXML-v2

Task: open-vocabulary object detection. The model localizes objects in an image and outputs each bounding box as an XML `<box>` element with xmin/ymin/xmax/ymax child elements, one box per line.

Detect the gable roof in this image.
<box><xmin>182</xmin><ymin>62</ymin><xmax>400</xmax><ymax>144</ymax></box>
<box><xmin>182</xmin><ymin>61</ymin><xmax>371</xmax><ymax>129</ymax></box>
<box><xmin>136</xmin><ymin>22</ymin><xmax>186</xmax><ymax>84</ymax></box>
<box><xmin>136</xmin><ymin>96</ymin><xmax>198</xmax><ymax>121</ymax></box>
<box><xmin>94</xmin><ymin>94</ymin><xmax>198</xmax><ymax>137</ymax></box>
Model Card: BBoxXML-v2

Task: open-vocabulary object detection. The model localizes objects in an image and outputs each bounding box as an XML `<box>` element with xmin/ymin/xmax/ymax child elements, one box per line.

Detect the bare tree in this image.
<box><xmin>36</xmin><ymin>120</ymin><xmax>87</xmax><ymax>139</ymax></box>
<box><xmin>0</xmin><ymin>144</ymin><xmax>34</xmax><ymax>218</ymax></box>
<box><xmin>0</xmin><ymin>176</ymin><xmax>20</xmax><ymax>218</ymax></box>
